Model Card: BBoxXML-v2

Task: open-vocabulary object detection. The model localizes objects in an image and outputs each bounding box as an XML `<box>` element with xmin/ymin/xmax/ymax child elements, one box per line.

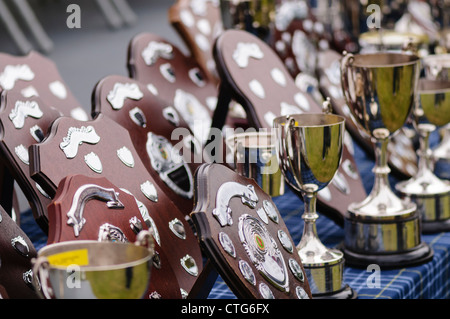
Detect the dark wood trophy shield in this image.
<box><xmin>0</xmin><ymin>91</ymin><xmax>62</xmax><ymax>232</ymax></box>
<box><xmin>0</xmin><ymin>205</ymin><xmax>38</xmax><ymax>299</ymax></box>
<box><xmin>29</xmin><ymin>114</ymin><xmax>204</xmax><ymax>298</ymax></box>
<box><xmin>46</xmin><ymin>174</ymin><xmax>181</xmax><ymax>299</ymax></box>
<box><xmin>169</xmin><ymin>0</ymin><xmax>223</xmax><ymax>84</ymax></box>
<box><xmin>92</xmin><ymin>75</ymin><xmax>203</xmax><ymax>217</ymax></box>
<box><xmin>128</xmin><ymin>33</ymin><xmax>219</xmax><ymax>146</ymax></box>
<box><xmin>192</xmin><ymin>163</ymin><xmax>312</xmax><ymax>299</ymax></box>
<box><xmin>0</xmin><ymin>50</ymin><xmax>89</xmax><ymax>121</ymax></box>
<box><xmin>211</xmin><ymin>29</ymin><xmax>366</xmax><ymax>226</ymax></box>
<box><xmin>316</xmin><ymin>49</ymin><xmax>418</xmax><ymax>179</ymax></box>
<box><xmin>127</xmin><ymin>32</ymin><xmax>247</xmax><ymax>157</ymax></box>
<box><xmin>0</xmin><ymin>50</ymin><xmax>89</xmax><ymax>223</ymax></box>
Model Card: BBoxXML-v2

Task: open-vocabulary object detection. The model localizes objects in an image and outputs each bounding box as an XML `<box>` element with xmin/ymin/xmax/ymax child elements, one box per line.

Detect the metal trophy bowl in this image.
<box><xmin>274</xmin><ymin>113</ymin><xmax>355</xmax><ymax>299</ymax></box>
<box><xmin>422</xmin><ymin>54</ymin><xmax>450</xmax><ymax>180</ymax></box>
<box><xmin>226</xmin><ymin>131</ymin><xmax>285</xmax><ymax>197</ymax></box>
<box><xmin>219</xmin><ymin>0</ymin><xmax>276</xmax><ymax>44</ymax></box>
<box><xmin>340</xmin><ymin>52</ymin><xmax>433</xmax><ymax>268</ymax></box>
<box><xmin>32</xmin><ymin>231</ymin><xmax>154</xmax><ymax>299</ymax></box>
<box><xmin>396</xmin><ymin>79</ymin><xmax>450</xmax><ymax>233</ymax></box>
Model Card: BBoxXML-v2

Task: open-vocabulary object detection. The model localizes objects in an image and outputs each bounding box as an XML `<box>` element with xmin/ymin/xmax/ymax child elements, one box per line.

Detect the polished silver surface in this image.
<box><xmin>274</xmin><ymin>113</ymin><xmax>349</xmax><ymax>296</ymax></box>
<box><xmin>212</xmin><ymin>181</ymin><xmax>258</xmax><ymax>227</ymax></box>
<box><xmin>341</xmin><ymin>52</ymin><xmax>433</xmax><ymax>264</ymax></box>
<box><xmin>422</xmin><ymin>54</ymin><xmax>450</xmax><ymax>180</ymax></box>
<box><xmin>60</xmin><ymin>126</ymin><xmax>101</xmax><ymax>159</ymax></box>
<box><xmin>220</xmin><ymin>0</ymin><xmax>276</xmax><ymax>43</ymax></box>
<box><xmin>396</xmin><ymin>79</ymin><xmax>450</xmax><ymax>229</ymax></box>
<box><xmin>66</xmin><ymin>184</ymin><xmax>124</xmax><ymax>237</ymax></box>
<box><xmin>32</xmin><ymin>232</ymin><xmax>154</xmax><ymax>299</ymax></box>
<box><xmin>146</xmin><ymin>132</ymin><xmax>194</xmax><ymax>199</ymax></box>
<box><xmin>341</xmin><ymin>52</ymin><xmax>419</xmax><ymax>218</ymax></box>
<box><xmin>227</xmin><ymin>131</ymin><xmax>285</xmax><ymax>197</ymax></box>
<box><xmin>238</xmin><ymin>214</ymin><xmax>289</xmax><ymax>292</ymax></box>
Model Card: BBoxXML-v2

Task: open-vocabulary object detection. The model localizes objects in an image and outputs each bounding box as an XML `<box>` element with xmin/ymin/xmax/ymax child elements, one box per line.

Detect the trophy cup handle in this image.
<box><xmin>340</xmin><ymin>51</ymin><xmax>354</xmax><ymax>107</ymax></box>
<box><xmin>32</xmin><ymin>256</ymin><xmax>55</xmax><ymax>299</ymax></box>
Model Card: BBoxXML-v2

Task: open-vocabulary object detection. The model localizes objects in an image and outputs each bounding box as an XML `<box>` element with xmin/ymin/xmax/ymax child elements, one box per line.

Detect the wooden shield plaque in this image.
<box><xmin>128</xmin><ymin>32</ymin><xmax>218</xmax><ymax>146</ymax></box>
<box><xmin>46</xmin><ymin>174</ymin><xmax>182</xmax><ymax>299</ymax></box>
<box><xmin>316</xmin><ymin>49</ymin><xmax>418</xmax><ymax>179</ymax></box>
<box><xmin>169</xmin><ymin>0</ymin><xmax>223</xmax><ymax>84</ymax></box>
<box><xmin>0</xmin><ymin>91</ymin><xmax>62</xmax><ymax>232</ymax></box>
<box><xmin>212</xmin><ymin>29</ymin><xmax>366</xmax><ymax>226</ymax></box>
<box><xmin>192</xmin><ymin>163</ymin><xmax>312</xmax><ymax>299</ymax></box>
<box><xmin>92</xmin><ymin>75</ymin><xmax>203</xmax><ymax>216</ymax></box>
<box><xmin>0</xmin><ymin>51</ymin><xmax>89</xmax><ymax>121</ymax></box>
<box><xmin>29</xmin><ymin>114</ymin><xmax>203</xmax><ymax>298</ymax></box>
<box><xmin>0</xmin><ymin>205</ymin><xmax>38</xmax><ymax>299</ymax></box>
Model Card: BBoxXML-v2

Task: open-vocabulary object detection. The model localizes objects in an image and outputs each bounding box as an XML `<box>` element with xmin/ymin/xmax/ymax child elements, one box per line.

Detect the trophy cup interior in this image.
<box><xmin>274</xmin><ymin>113</ymin><xmax>354</xmax><ymax>298</ymax></box>
<box><xmin>396</xmin><ymin>79</ymin><xmax>450</xmax><ymax>232</ymax></box>
<box><xmin>341</xmin><ymin>52</ymin><xmax>420</xmax><ymax>217</ymax></box>
<box><xmin>33</xmin><ymin>235</ymin><xmax>154</xmax><ymax>299</ymax></box>
<box><xmin>226</xmin><ymin>131</ymin><xmax>285</xmax><ymax>197</ymax></box>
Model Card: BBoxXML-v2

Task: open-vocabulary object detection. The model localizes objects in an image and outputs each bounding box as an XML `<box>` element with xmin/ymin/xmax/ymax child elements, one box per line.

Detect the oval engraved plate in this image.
<box><xmin>259</xmin><ymin>282</ymin><xmax>275</xmax><ymax>299</ymax></box>
<box><xmin>296</xmin><ymin>286</ymin><xmax>310</xmax><ymax>299</ymax></box>
<box><xmin>239</xmin><ymin>259</ymin><xmax>256</xmax><ymax>286</ymax></box>
<box><xmin>239</xmin><ymin>215</ymin><xmax>289</xmax><ymax>292</ymax></box>
<box><xmin>263</xmin><ymin>200</ymin><xmax>279</xmax><ymax>224</ymax></box>
<box><xmin>278</xmin><ymin>230</ymin><xmax>293</xmax><ymax>253</ymax></box>
<box><xmin>288</xmin><ymin>258</ymin><xmax>305</xmax><ymax>283</ymax></box>
<box><xmin>218</xmin><ymin>232</ymin><xmax>236</xmax><ymax>258</ymax></box>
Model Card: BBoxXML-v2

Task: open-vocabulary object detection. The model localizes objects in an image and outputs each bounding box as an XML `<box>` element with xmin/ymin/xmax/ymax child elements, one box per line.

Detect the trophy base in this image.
<box><xmin>303</xmin><ymin>255</ymin><xmax>355</xmax><ymax>298</ymax></box>
<box><xmin>396</xmin><ymin>179</ymin><xmax>450</xmax><ymax>234</ymax></box>
<box><xmin>422</xmin><ymin>218</ymin><xmax>450</xmax><ymax>234</ymax></box>
<box><xmin>340</xmin><ymin>242</ymin><xmax>434</xmax><ymax>269</ymax></box>
<box><xmin>343</xmin><ymin>208</ymin><xmax>434</xmax><ymax>269</ymax></box>
<box><xmin>312</xmin><ymin>284</ymin><xmax>357</xmax><ymax>299</ymax></box>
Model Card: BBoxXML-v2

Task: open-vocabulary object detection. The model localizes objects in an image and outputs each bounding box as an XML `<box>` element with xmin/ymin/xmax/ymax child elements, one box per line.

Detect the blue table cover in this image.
<box><xmin>22</xmin><ymin>134</ymin><xmax>449</xmax><ymax>299</ymax></box>
<box><xmin>207</xmin><ymin>135</ymin><xmax>450</xmax><ymax>300</ymax></box>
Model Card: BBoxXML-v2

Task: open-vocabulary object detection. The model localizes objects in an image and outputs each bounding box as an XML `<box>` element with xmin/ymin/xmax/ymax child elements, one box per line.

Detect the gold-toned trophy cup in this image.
<box><xmin>219</xmin><ymin>0</ymin><xmax>276</xmax><ymax>43</ymax></box>
<box><xmin>274</xmin><ymin>113</ymin><xmax>355</xmax><ymax>299</ymax></box>
<box><xmin>422</xmin><ymin>54</ymin><xmax>450</xmax><ymax>180</ymax></box>
<box><xmin>226</xmin><ymin>131</ymin><xmax>285</xmax><ymax>197</ymax></box>
<box><xmin>340</xmin><ymin>52</ymin><xmax>433</xmax><ymax>268</ymax></box>
<box><xmin>32</xmin><ymin>232</ymin><xmax>154</xmax><ymax>299</ymax></box>
<box><xmin>396</xmin><ymin>79</ymin><xmax>450</xmax><ymax>233</ymax></box>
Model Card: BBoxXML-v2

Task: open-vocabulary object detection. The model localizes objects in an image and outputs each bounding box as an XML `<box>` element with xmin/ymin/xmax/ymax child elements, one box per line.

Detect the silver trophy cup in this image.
<box><xmin>422</xmin><ymin>53</ymin><xmax>450</xmax><ymax>180</ymax></box>
<box><xmin>32</xmin><ymin>231</ymin><xmax>154</xmax><ymax>299</ymax></box>
<box><xmin>396</xmin><ymin>79</ymin><xmax>450</xmax><ymax>233</ymax></box>
<box><xmin>340</xmin><ymin>52</ymin><xmax>433</xmax><ymax>268</ymax></box>
<box><xmin>226</xmin><ymin>131</ymin><xmax>285</xmax><ymax>197</ymax></box>
<box><xmin>274</xmin><ymin>113</ymin><xmax>355</xmax><ymax>299</ymax></box>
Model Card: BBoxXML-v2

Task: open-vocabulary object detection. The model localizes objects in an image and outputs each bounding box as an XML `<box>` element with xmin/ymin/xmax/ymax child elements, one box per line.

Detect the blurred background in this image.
<box><xmin>0</xmin><ymin>0</ymin><xmax>183</xmax><ymax>110</ymax></box>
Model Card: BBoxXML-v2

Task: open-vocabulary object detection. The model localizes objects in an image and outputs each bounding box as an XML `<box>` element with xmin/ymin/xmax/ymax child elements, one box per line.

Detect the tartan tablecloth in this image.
<box><xmin>207</xmin><ymin>135</ymin><xmax>450</xmax><ymax>300</ymax></box>
<box><xmin>22</xmin><ymin>135</ymin><xmax>449</xmax><ymax>299</ymax></box>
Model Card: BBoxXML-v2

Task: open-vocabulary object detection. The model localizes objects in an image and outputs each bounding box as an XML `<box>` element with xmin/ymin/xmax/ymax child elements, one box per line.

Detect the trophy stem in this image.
<box><xmin>298</xmin><ymin>190</ymin><xmax>320</xmax><ymax>249</ymax></box>
<box><xmin>372</xmin><ymin>131</ymin><xmax>392</xmax><ymax>194</ymax></box>
<box><xmin>417</xmin><ymin>125</ymin><xmax>436</xmax><ymax>176</ymax></box>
